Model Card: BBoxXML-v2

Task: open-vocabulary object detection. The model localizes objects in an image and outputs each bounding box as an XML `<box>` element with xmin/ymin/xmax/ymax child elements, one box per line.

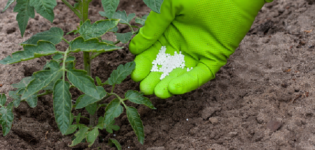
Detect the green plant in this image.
<box><xmin>0</xmin><ymin>0</ymin><xmax>163</xmax><ymax>148</ymax></box>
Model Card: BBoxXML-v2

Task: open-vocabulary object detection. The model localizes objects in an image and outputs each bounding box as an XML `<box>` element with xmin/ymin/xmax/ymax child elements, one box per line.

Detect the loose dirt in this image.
<box><xmin>1</xmin><ymin>0</ymin><xmax>315</xmax><ymax>149</ymax></box>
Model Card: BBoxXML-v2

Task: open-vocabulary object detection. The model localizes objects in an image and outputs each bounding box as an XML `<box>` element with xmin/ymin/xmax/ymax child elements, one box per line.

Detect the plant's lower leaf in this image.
<box><xmin>65</xmin><ymin>124</ymin><xmax>78</xmax><ymax>135</ymax></box>
<box><xmin>0</xmin><ymin>104</ymin><xmax>14</xmax><ymax>136</ymax></box>
<box><xmin>115</xmin><ymin>32</ymin><xmax>133</xmax><ymax>44</ymax></box>
<box><xmin>13</xmin><ymin>0</ymin><xmax>35</xmax><ymax>37</ymax></box>
<box><xmin>29</xmin><ymin>0</ymin><xmax>56</xmax><ymax>22</ymax></box>
<box><xmin>69</xmin><ymin>124</ymin><xmax>89</xmax><ymax>147</ymax></box>
<box><xmin>22</xmin><ymin>68</ymin><xmax>62</xmax><ymax>100</ymax></box>
<box><xmin>108</xmin><ymin>138</ymin><xmax>122</xmax><ymax>150</ymax></box>
<box><xmin>143</xmin><ymin>0</ymin><xmax>163</xmax><ymax>14</ymax></box>
<box><xmin>25</xmin><ymin>94</ymin><xmax>37</xmax><ymax>108</ymax></box>
<box><xmin>0</xmin><ymin>41</ymin><xmax>58</xmax><ymax>65</ymax></box>
<box><xmin>53</xmin><ymin>80</ymin><xmax>72</xmax><ymax>135</ymax></box>
<box><xmin>9</xmin><ymin>91</ymin><xmax>21</xmax><ymax>107</ymax></box>
<box><xmin>125</xmin><ymin>90</ymin><xmax>155</xmax><ymax>109</ymax></box>
<box><xmin>22</xmin><ymin>27</ymin><xmax>63</xmax><ymax>45</ymax></box>
<box><xmin>75</xmin><ymin>86</ymin><xmax>107</xmax><ymax>109</ymax></box>
<box><xmin>0</xmin><ymin>94</ymin><xmax>6</xmax><ymax>107</ymax></box>
<box><xmin>126</xmin><ymin>106</ymin><xmax>144</xmax><ymax>144</ymax></box>
<box><xmin>67</xmin><ymin>69</ymin><xmax>100</xmax><ymax>99</ymax></box>
<box><xmin>11</xmin><ymin>76</ymin><xmax>33</xmax><ymax>89</ymax></box>
<box><xmin>2</xmin><ymin>0</ymin><xmax>15</xmax><ymax>12</ymax></box>
<box><xmin>127</xmin><ymin>13</ymin><xmax>136</xmax><ymax>23</ymax></box>
<box><xmin>87</xmin><ymin>127</ymin><xmax>99</xmax><ymax>147</ymax></box>
<box><xmin>107</xmin><ymin>61</ymin><xmax>135</xmax><ymax>85</ymax></box>
<box><xmin>79</xmin><ymin>19</ymin><xmax>119</xmax><ymax>40</ymax></box>
<box><xmin>103</xmin><ymin>99</ymin><xmax>123</xmax><ymax>126</ymax></box>
<box><xmin>70</xmin><ymin>37</ymin><xmax>122</xmax><ymax>53</ymax></box>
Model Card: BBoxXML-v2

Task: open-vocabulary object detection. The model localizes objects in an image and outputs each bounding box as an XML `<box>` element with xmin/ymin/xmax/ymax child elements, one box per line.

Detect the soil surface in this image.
<box><xmin>1</xmin><ymin>0</ymin><xmax>315</xmax><ymax>150</ymax></box>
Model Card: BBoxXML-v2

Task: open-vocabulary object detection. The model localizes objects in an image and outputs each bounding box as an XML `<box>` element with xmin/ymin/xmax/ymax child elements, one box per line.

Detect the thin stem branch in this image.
<box><xmin>62</xmin><ymin>37</ymin><xmax>70</xmax><ymax>44</ymax></box>
<box><xmin>61</xmin><ymin>0</ymin><xmax>82</xmax><ymax>20</ymax></box>
<box><xmin>37</xmin><ymin>91</ymin><xmax>53</xmax><ymax>97</ymax></box>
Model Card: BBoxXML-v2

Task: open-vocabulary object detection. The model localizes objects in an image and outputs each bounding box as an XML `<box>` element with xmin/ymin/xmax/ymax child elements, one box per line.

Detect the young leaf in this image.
<box><xmin>103</xmin><ymin>99</ymin><xmax>123</xmax><ymax>126</ymax></box>
<box><xmin>0</xmin><ymin>41</ymin><xmax>58</xmax><ymax>65</ymax></box>
<box><xmin>11</xmin><ymin>77</ymin><xmax>33</xmax><ymax>89</ymax></box>
<box><xmin>85</xmin><ymin>103</ymin><xmax>97</xmax><ymax>116</ymax></box>
<box><xmin>52</xmin><ymin>53</ymin><xmax>64</xmax><ymax>60</ymax></box>
<box><xmin>107</xmin><ymin>61</ymin><xmax>135</xmax><ymax>85</ymax></box>
<box><xmin>114</xmin><ymin>32</ymin><xmax>133</xmax><ymax>44</ymax></box>
<box><xmin>0</xmin><ymin>94</ymin><xmax>6</xmax><ymax>107</ymax></box>
<box><xmin>101</xmin><ymin>0</ymin><xmax>120</xmax><ymax>19</ymax></box>
<box><xmin>95</xmin><ymin>76</ymin><xmax>103</xmax><ymax>86</ymax></box>
<box><xmin>2</xmin><ymin>0</ymin><xmax>15</xmax><ymax>12</ymax></box>
<box><xmin>111</xmin><ymin>10</ymin><xmax>131</xmax><ymax>25</ymax></box>
<box><xmin>76</xmin><ymin>113</ymin><xmax>81</xmax><ymax>124</ymax></box>
<box><xmin>9</xmin><ymin>91</ymin><xmax>21</xmax><ymax>107</ymax></box>
<box><xmin>70</xmin><ymin>37</ymin><xmax>122</xmax><ymax>53</ymax></box>
<box><xmin>22</xmin><ymin>27</ymin><xmax>63</xmax><ymax>45</ymax></box>
<box><xmin>22</xmin><ymin>68</ymin><xmax>62</xmax><ymax>100</ymax></box>
<box><xmin>0</xmin><ymin>102</ymin><xmax>14</xmax><ymax>136</ymax></box>
<box><xmin>53</xmin><ymin>80</ymin><xmax>72</xmax><ymax>135</ymax></box>
<box><xmin>79</xmin><ymin>19</ymin><xmax>119</xmax><ymax>40</ymax></box>
<box><xmin>25</xmin><ymin>94</ymin><xmax>38</xmax><ymax>108</ymax></box>
<box><xmin>13</xmin><ymin>0</ymin><xmax>35</xmax><ymax>37</ymax></box>
<box><xmin>69</xmin><ymin>125</ymin><xmax>89</xmax><ymax>147</ymax></box>
<box><xmin>87</xmin><ymin>127</ymin><xmax>99</xmax><ymax>147</ymax></box>
<box><xmin>29</xmin><ymin>0</ymin><xmax>56</xmax><ymax>22</ymax></box>
<box><xmin>108</xmin><ymin>138</ymin><xmax>122</xmax><ymax>150</ymax></box>
<box><xmin>143</xmin><ymin>0</ymin><xmax>164</xmax><ymax>14</ymax></box>
<box><xmin>127</xmin><ymin>13</ymin><xmax>136</xmax><ymax>23</ymax></box>
<box><xmin>65</xmin><ymin>124</ymin><xmax>78</xmax><ymax>135</ymax></box>
<box><xmin>126</xmin><ymin>106</ymin><xmax>145</xmax><ymax>144</ymax></box>
<box><xmin>135</xmin><ymin>14</ymin><xmax>149</xmax><ymax>26</ymax></box>
<box><xmin>125</xmin><ymin>90</ymin><xmax>155</xmax><ymax>109</ymax></box>
<box><xmin>67</xmin><ymin>69</ymin><xmax>100</xmax><ymax>99</ymax></box>
<box><xmin>105</xmin><ymin>120</ymin><xmax>120</xmax><ymax>133</ymax></box>
<box><xmin>109</xmin><ymin>26</ymin><xmax>118</xmax><ymax>33</ymax></box>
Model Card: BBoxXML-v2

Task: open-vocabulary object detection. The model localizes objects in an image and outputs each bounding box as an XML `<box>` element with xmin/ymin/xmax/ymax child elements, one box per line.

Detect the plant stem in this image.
<box><xmin>62</xmin><ymin>37</ymin><xmax>70</xmax><ymax>44</ymax></box>
<box><xmin>61</xmin><ymin>0</ymin><xmax>82</xmax><ymax>20</ymax></box>
<box><xmin>37</xmin><ymin>91</ymin><xmax>53</xmax><ymax>97</ymax></box>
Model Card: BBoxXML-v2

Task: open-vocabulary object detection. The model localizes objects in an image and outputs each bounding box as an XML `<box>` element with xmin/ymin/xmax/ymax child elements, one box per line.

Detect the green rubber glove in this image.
<box><xmin>129</xmin><ymin>0</ymin><xmax>273</xmax><ymax>99</ymax></box>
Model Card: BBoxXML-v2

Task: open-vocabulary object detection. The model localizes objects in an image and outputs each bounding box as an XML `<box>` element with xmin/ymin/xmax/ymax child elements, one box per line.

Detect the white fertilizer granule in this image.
<box><xmin>151</xmin><ymin>46</ymin><xmax>192</xmax><ymax>80</ymax></box>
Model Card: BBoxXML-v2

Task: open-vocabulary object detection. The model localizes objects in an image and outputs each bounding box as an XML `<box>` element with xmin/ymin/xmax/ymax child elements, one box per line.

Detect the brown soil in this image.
<box><xmin>1</xmin><ymin>0</ymin><xmax>315</xmax><ymax>150</ymax></box>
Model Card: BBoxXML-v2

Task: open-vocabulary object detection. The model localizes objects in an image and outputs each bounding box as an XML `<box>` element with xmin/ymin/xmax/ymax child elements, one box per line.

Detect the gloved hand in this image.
<box><xmin>129</xmin><ymin>0</ymin><xmax>273</xmax><ymax>99</ymax></box>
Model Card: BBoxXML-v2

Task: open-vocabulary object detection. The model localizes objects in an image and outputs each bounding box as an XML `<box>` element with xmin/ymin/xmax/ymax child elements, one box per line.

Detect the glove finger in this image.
<box><xmin>131</xmin><ymin>42</ymin><xmax>162</xmax><ymax>82</ymax></box>
<box><xmin>140</xmin><ymin>72</ymin><xmax>162</xmax><ymax>95</ymax></box>
<box><xmin>154</xmin><ymin>68</ymin><xmax>186</xmax><ymax>99</ymax></box>
<box><xmin>168</xmin><ymin>63</ymin><xmax>215</xmax><ymax>95</ymax></box>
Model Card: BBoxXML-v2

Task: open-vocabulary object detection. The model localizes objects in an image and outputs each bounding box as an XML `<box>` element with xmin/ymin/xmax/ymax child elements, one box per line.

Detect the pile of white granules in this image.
<box><xmin>151</xmin><ymin>46</ymin><xmax>193</xmax><ymax>80</ymax></box>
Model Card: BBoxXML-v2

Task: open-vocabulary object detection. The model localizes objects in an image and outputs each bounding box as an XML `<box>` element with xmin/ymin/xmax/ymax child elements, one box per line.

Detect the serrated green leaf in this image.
<box><xmin>127</xmin><ymin>13</ymin><xmax>136</xmax><ymax>23</ymax></box>
<box><xmin>69</xmin><ymin>125</ymin><xmax>89</xmax><ymax>147</ymax></box>
<box><xmin>53</xmin><ymin>80</ymin><xmax>72</xmax><ymax>135</ymax></box>
<box><xmin>43</xmin><ymin>60</ymin><xmax>61</xmax><ymax>71</ymax></box>
<box><xmin>29</xmin><ymin>0</ymin><xmax>56</xmax><ymax>22</ymax></box>
<box><xmin>0</xmin><ymin>106</ymin><xmax>14</xmax><ymax>136</ymax></box>
<box><xmin>108</xmin><ymin>138</ymin><xmax>122</xmax><ymax>150</ymax></box>
<box><xmin>103</xmin><ymin>99</ymin><xmax>123</xmax><ymax>126</ymax></box>
<box><xmin>75</xmin><ymin>86</ymin><xmax>107</xmax><ymax>109</ymax></box>
<box><xmin>67</xmin><ymin>69</ymin><xmax>100</xmax><ymax>100</ymax></box>
<box><xmin>0</xmin><ymin>41</ymin><xmax>58</xmax><ymax>65</ymax></box>
<box><xmin>9</xmin><ymin>91</ymin><xmax>21</xmax><ymax>107</ymax></box>
<box><xmin>125</xmin><ymin>90</ymin><xmax>155</xmax><ymax>109</ymax></box>
<box><xmin>126</xmin><ymin>106</ymin><xmax>144</xmax><ymax>144</ymax></box>
<box><xmin>70</xmin><ymin>37</ymin><xmax>122</xmax><ymax>53</ymax></box>
<box><xmin>79</xmin><ymin>19</ymin><xmax>119</xmax><ymax>40</ymax></box>
<box><xmin>95</xmin><ymin>76</ymin><xmax>103</xmax><ymax>86</ymax></box>
<box><xmin>143</xmin><ymin>0</ymin><xmax>163</xmax><ymax>14</ymax></box>
<box><xmin>65</xmin><ymin>56</ymin><xmax>75</xmax><ymax>63</ymax></box>
<box><xmin>52</xmin><ymin>53</ymin><xmax>63</xmax><ymax>60</ymax></box>
<box><xmin>2</xmin><ymin>0</ymin><xmax>15</xmax><ymax>12</ymax></box>
<box><xmin>87</xmin><ymin>127</ymin><xmax>99</xmax><ymax>147</ymax></box>
<box><xmin>107</xmin><ymin>61</ymin><xmax>135</xmax><ymax>85</ymax></box>
<box><xmin>13</xmin><ymin>0</ymin><xmax>35</xmax><ymax>37</ymax></box>
<box><xmin>135</xmin><ymin>14</ymin><xmax>149</xmax><ymax>26</ymax></box>
<box><xmin>97</xmin><ymin>116</ymin><xmax>105</xmax><ymax>129</ymax></box>
<box><xmin>25</xmin><ymin>94</ymin><xmax>37</xmax><ymax>108</ymax></box>
<box><xmin>101</xmin><ymin>0</ymin><xmax>119</xmax><ymax>19</ymax></box>
<box><xmin>109</xmin><ymin>26</ymin><xmax>118</xmax><ymax>33</ymax></box>
<box><xmin>22</xmin><ymin>27</ymin><xmax>63</xmax><ymax>45</ymax></box>
<box><xmin>22</xmin><ymin>68</ymin><xmax>62</xmax><ymax>100</ymax></box>
<box><xmin>112</xmin><ymin>10</ymin><xmax>129</xmax><ymax>24</ymax></box>
<box><xmin>65</xmin><ymin>124</ymin><xmax>78</xmax><ymax>135</ymax></box>
<box><xmin>115</xmin><ymin>32</ymin><xmax>133</xmax><ymax>44</ymax></box>
<box><xmin>0</xmin><ymin>94</ymin><xmax>6</xmax><ymax>107</ymax></box>
<box><xmin>85</xmin><ymin>103</ymin><xmax>97</xmax><ymax>115</ymax></box>
<box><xmin>102</xmin><ymin>39</ymin><xmax>115</xmax><ymax>45</ymax></box>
